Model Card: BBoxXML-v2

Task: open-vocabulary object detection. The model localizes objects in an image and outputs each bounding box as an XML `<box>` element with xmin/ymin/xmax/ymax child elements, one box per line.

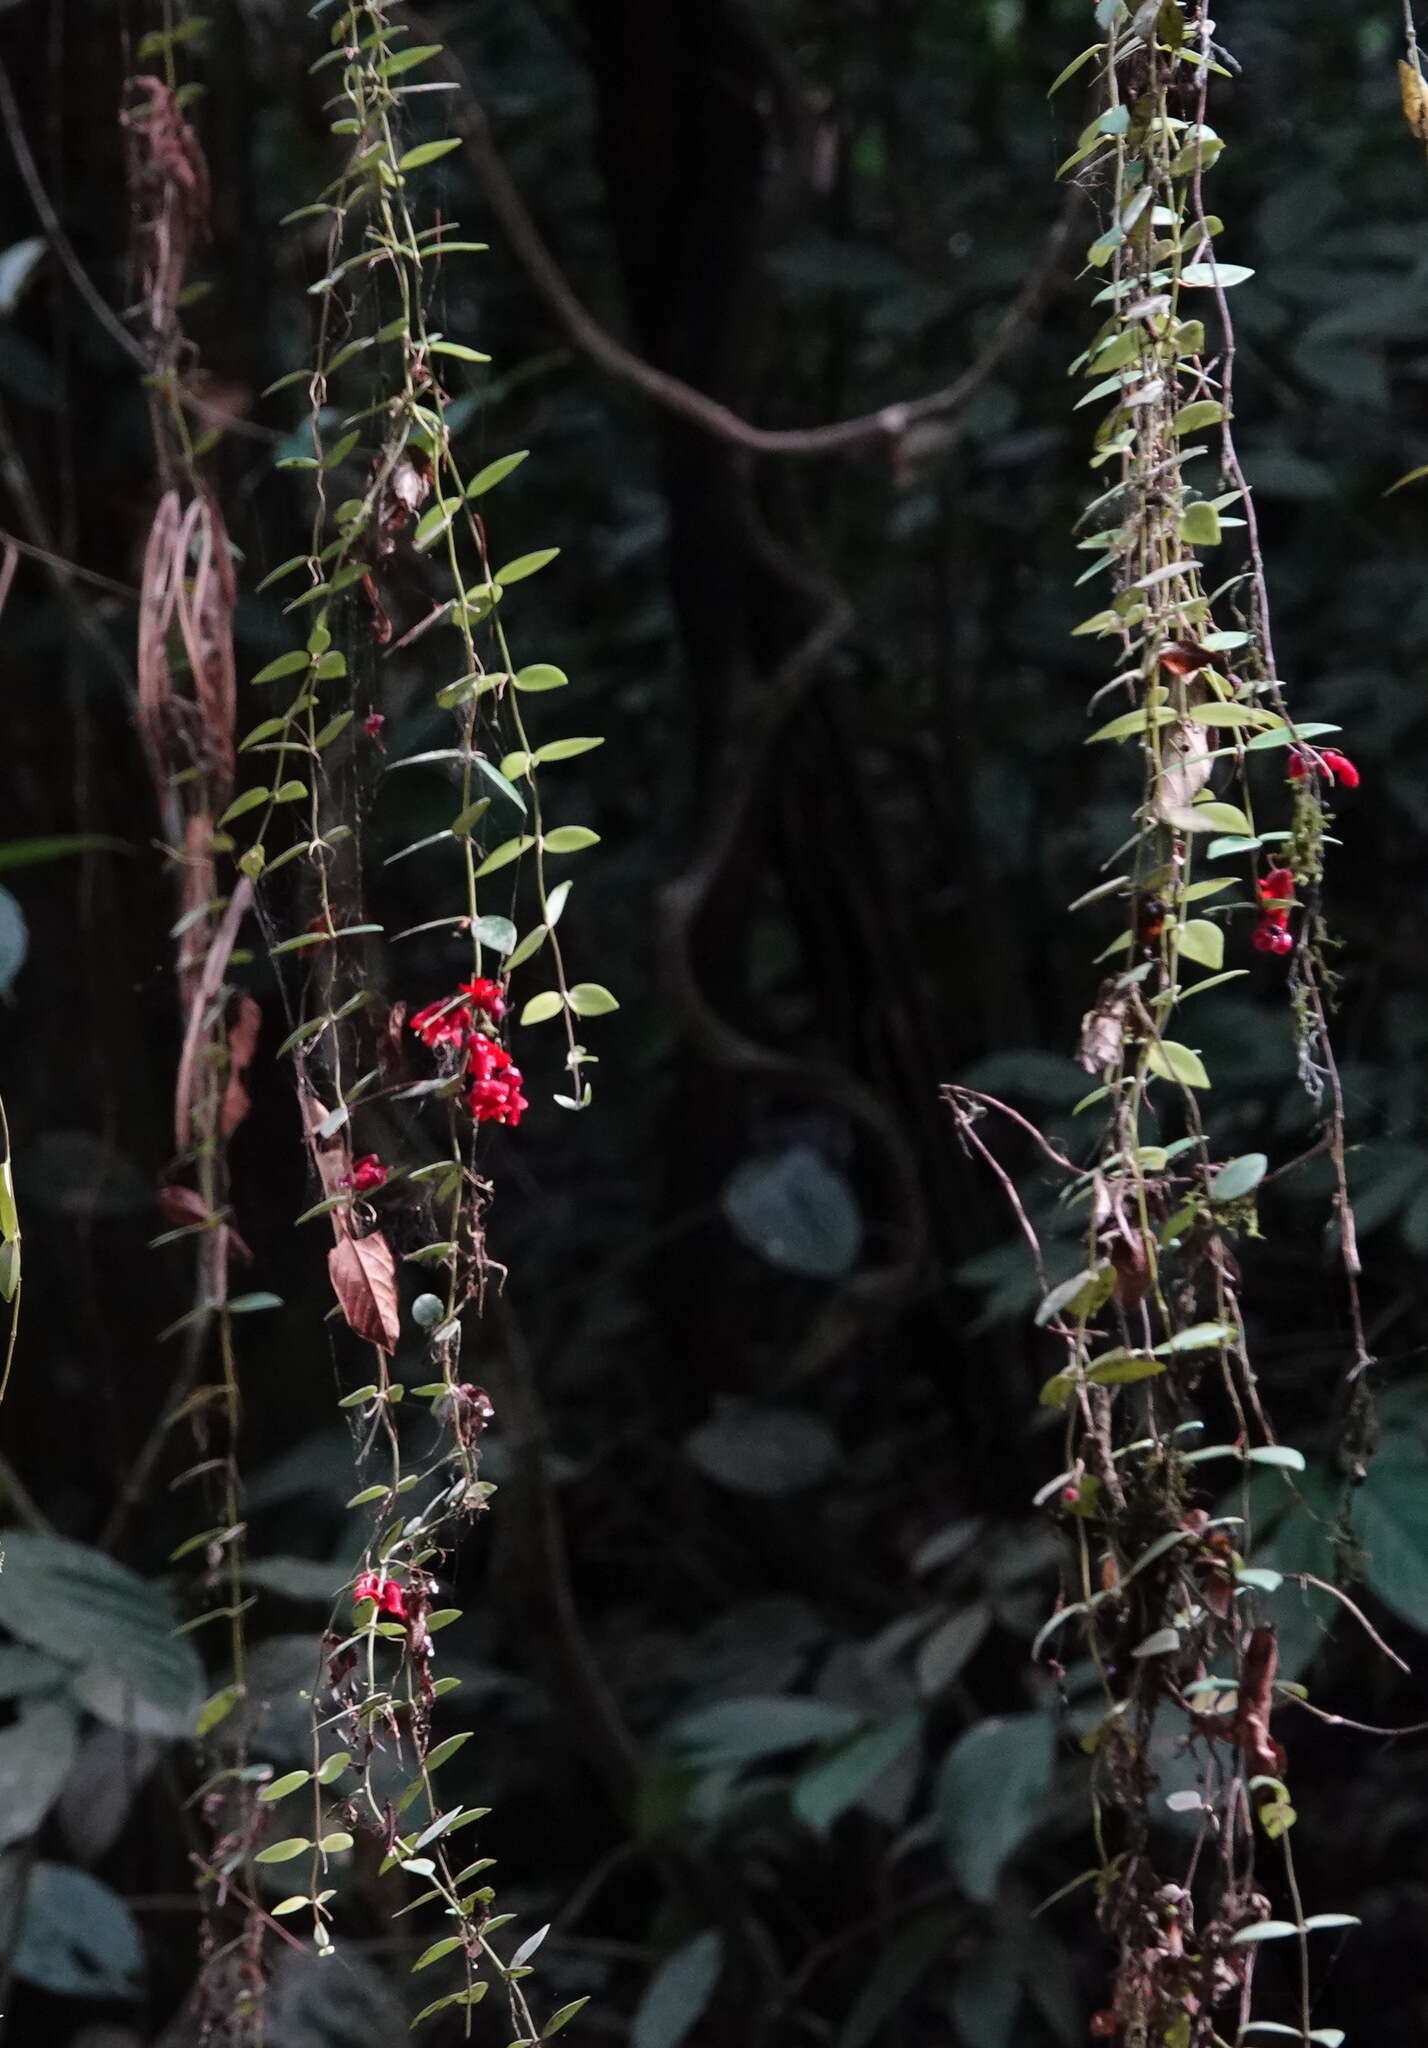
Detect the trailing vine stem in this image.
<box><xmin>209</xmin><ymin>1</ymin><xmax>610</xmax><ymax>2034</ymax></box>
<box><xmin>119</xmin><ymin>19</ymin><xmax>272</xmax><ymax>2035</ymax></box>
<box><xmin>948</xmin><ymin>6</ymin><xmax>1382</xmax><ymax>2043</ymax></box>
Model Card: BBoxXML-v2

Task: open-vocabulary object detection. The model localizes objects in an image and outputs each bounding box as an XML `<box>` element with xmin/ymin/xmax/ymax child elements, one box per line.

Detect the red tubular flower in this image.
<box><xmin>458</xmin><ymin>976</ymin><xmax>507</xmax><ymax>1023</ymax></box>
<box><xmin>467</xmin><ymin>1032</ymin><xmax>527</xmax><ymax>1127</ymax></box>
<box><xmin>410</xmin><ymin>996</ymin><xmax>471</xmax><ymax>1050</ymax></box>
<box><xmin>1289</xmin><ymin>745</ymin><xmax>1359</xmax><ymax>788</ymax></box>
<box><xmin>1252</xmin><ymin>922</ymin><xmax>1294</xmax><ymax>956</ymax></box>
<box><xmin>1255</xmin><ymin>866</ymin><xmax>1296</xmax><ymax>909</ymax></box>
<box><xmin>342</xmin><ymin>1154</ymin><xmax>387</xmax><ymax>1193</ymax></box>
<box><xmin>363</xmin><ymin>712</ymin><xmax>386</xmax><ymax>743</ymax></box>
<box><xmin>353</xmin><ymin>1571</ymin><xmax>406</xmax><ymax>1618</ymax></box>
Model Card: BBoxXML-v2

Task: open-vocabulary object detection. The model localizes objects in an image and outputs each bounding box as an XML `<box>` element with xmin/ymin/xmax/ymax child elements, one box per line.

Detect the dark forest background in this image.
<box><xmin>2</xmin><ymin>0</ymin><xmax>1428</xmax><ymax>2043</ymax></box>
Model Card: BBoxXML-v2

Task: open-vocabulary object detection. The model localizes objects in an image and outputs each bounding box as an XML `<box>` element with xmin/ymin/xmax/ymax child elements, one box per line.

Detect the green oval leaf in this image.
<box><xmin>219</xmin><ymin>787</ymin><xmax>269</xmax><ymax>825</ymax></box>
<box><xmin>467</xmin><ymin>450</ymin><xmax>529</xmax><ymax>497</ymax></box>
<box><xmin>254</xmin><ymin>1837</ymin><xmax>311</xmax><ymax>1865</ymax></box>
<box><xmin>1145</xmin><ymin>1041</ymin><xmax>1211</xmax><ymax>1090</ymax></box>
<box><xmin>494</xmin><ymin>547</ymin><xmax>559</xmax><ymax>585</ymax></box>
<box><xmin>520</xmin><ymin>991</ymin><xmax>566</xmax><ymax>1026</ymax></box>
<box><xmin>399</xmin><ymin>138</ymin><xmax>463</xmax><ymax>172</ymax></box>
<box><xmin>1208</xmin><ymin>1153</ymin><xmax>1267</xmax><ymax>1203</ymax></box>
<box><xmin>566</xmin><ymin>982</ymin><xmax>619</xmax><ymax>1017</ymax></box>
<box><xmin>257</xmin><ymin>1770</ymin><xmax>311</xmax><ymax>1804</ymax></box>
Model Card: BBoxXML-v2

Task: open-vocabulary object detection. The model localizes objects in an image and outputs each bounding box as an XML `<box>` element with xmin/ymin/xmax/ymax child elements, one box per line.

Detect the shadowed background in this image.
<box><xmin>2</xmin><ymin>1</ymin><xmax>1428</xmax><ymax>2043</ymax></box>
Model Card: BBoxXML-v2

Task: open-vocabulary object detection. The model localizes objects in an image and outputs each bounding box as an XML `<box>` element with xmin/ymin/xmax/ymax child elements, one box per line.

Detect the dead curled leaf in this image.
<box><xmin>1155</xmin><ymin>720</ymin><xmax>1212</xmax><ymax>813</ymax></box>
<box><xmin>301</xmin><ymin>1088</ymin><xmax>399</xmax><ymax>1350</ymax></box>
<box><xmin>328</xmin><ymin>1231</ymin><xmax>400</xmax><ymax>1354</ymax></box>
<box><xmin>1077</xmin><ymin>981</ymin><xmax>1128</xmax><ymax>1076</ymax></box>
<box><xmin>156</xmin><ymin>1182</ymin><xmax>252</xmax><ymax>1265</ymax></box>
<box><xmin>221</xmin><ymin>994</ymin><xmax>262</xmax><ymax>1138</ymax></box>
<box><xmin>1400</xmin><ymin>58</ymin><xmax>1428</xmax><ymax>146</ymax></box>
<box><xmin>301</xmin><ymin>1089</ymin><xmax>354</xmax><ymax>1213</ymax></box>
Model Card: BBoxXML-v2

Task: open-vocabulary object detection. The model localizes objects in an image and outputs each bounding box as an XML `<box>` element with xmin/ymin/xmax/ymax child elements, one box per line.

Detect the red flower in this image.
<box><xmin>363</xmin><ymin>712</ymin><xmax>386</xmax><ymax>743</ymax></box>
<box><xmin>467</xmin><ymin>1032</ymin><xmax>527</xmax><ymax>1127</ymax></box>
<box><xmin>458</xmin><ymin>976</ymin><xmax>507</xmax><ymax>1023</ymax></box>
<box><xmin>353</xmin><ymin>1571</ymin><xmax>405</xmax><ymax>1618</ymax></box>
<box><xmin>1289</xmin><ymin>745</ymin><xmax>1359</xmax><ymax>788</ymax></box>
<box><xmin>1255</xmin><ymin>866</ymin><xmax>1296</xmax><ymax>908</ymax></box>
<box><xmin>410</xmin><ymin>996</ymin><xmax>470</xmax><ymax>1050</ymax></box>
<box><xmin>342</xmin><ymin>1154</ymin><xmax>387</xmax><ymax>1193</ymax></box>
<box><xmin>1252</xmin><ymin>922</ymin><xmax>1294</xmax><ymax>956</ymax></box>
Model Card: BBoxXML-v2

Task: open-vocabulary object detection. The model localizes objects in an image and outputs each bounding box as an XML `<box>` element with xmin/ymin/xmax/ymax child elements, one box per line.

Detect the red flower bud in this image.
<box><xmin>353</xmin><ymin>1571</ymin><xmax>405</xmax><ymax>1618</ymax></box>
<box><xmin>1256</xmin><ymin>866</ymin><xmax>1296</xmax><ymax>906</ymax></box>
<box><xmin>1252</xmin><ymin>922</ymin><xmax>1293</xmax><ymax>955</ymax></box>
<box><xmin>1289</xmin><ymin>744</ymin><xmax>1359</xmax><ymax>788</ymax></box>
<box><xmin>458</xmin><ymin>977</ymin><xmax>507</xmax><ymax>1023</ymax></box>
<box><xmin>342</xmin><ymin>1154</ymin><xmax>387</xmax><ymax>1193</ymax></box>
<box><xmin>410</xmin><ymin>996</ymin><xmax>471</xmax><ymax>1050</ymax></box>
<box><xmin>1320</xmin><ymin>748</ymin><xmax>1359</xmax><ymax>788</ymax></box>
<box><xmin>363</xmin><ymin>712</ymin><xmax>386</xmax><ymax>742</ymax></box>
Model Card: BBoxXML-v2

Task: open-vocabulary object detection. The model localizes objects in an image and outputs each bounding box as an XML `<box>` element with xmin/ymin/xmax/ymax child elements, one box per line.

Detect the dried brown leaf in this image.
<box><xmin>1077</xmin><ymin>983</ymin><xmax>1127</xmax><ymax>1076</ymax></box>
<box><xmin>157</xmin><ymin>1184</ymin><xmax>208</xmax><ymax>1231</ymax></box>
<box><xmin>301</xmin><ymin>1090</ymin><xmax>355</xmax><ymax>1218</ymax></box>
<box><xmin>174</xmin><ymin>494</ymin><xmax>236</xmax><ymax>788</ymax></box>
<box><xmin>137</xmin><ymin>489</ymin><xmax>182</xmax><ymax>788</ymax></box>
<box><xmin>327</xmin><ymin>1231</ymin><xmax>400</xmax><ymax>1353</ymax></box>
<box><xmin>1155</xmin><ymin>720</ymin><xmax>1212</xmax><ymax>813</ymax></box>
<box><xmin>156</xmin><ymin>1182</ymin><xmax>252</xmax><ymax>1265</ymax></box>
<box><xmin>1400</xmin><ymin>59</ymin><xmax>1428</xmax><ymax>144</ymax></box>
<box><xmin>173</xmin><ymin>878</ymin><xmax>255</xmax><ymax>1152</ymax></box>
<box><xmin>221</xmin><ymin>994</ymin><xmax>262</xmax><ymax>1138</ymax></box>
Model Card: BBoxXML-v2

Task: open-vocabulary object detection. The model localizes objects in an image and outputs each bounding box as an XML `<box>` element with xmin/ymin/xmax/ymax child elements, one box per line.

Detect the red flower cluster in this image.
<box><xmin>459</xmin><ymin>977</ymin><xmax>506</xmax><ymax>1023</ymax></box>
<box><xmin>1252</xmin><ymin>865</ymin><xmax>1296</xmax><ymax>957</ymax></box>
<box><xmin>341</xmin><ymin>1154</ymin><xmax>387</xmax><ymax>1193</ymax></box>
<box><xmin>467</xmin><ymin>1031</ymin><xmax>527</xmax><ymax>1127</ymax></box>
<box><xmin>1289</xmin><ymin>745</ymin><xmax>1359</xmax><ymax>788</ymax></box>
<box><xmin>409</xmin><ymin>995</ymin><xmax>468</xmax><ymax>1050</ymax></box>
<box><xmin>409</xmin><ymin>982</ymin><xmax>525</xmax><ymax>1126</ymax></box>
<box><xmin>353</xmin><ymin>1571</ymin><xmax>405</xmax><ymax>1618</ymax></box>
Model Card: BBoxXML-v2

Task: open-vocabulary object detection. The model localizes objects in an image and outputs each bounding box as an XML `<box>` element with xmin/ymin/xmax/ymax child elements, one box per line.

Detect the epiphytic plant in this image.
<box><xmin>214</xmin><ymin>1</ymin><xmax>609</xmax><ymax>2035</ymax></box>
<box><xmin>947</xmin><ymin>7</ymin><xmax>1383</xmax><ymax>2044</ymax></box>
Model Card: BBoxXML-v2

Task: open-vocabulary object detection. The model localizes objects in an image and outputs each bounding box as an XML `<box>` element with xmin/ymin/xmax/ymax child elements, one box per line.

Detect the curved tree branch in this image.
<box><xmin>421</xmin><ymin>23</ymin><xmax>1083</xmax><ymax>459</ymax></box>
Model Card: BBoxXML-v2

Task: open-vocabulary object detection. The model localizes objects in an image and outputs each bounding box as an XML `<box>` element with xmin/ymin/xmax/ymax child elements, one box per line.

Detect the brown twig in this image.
<box><xmin>0</xmin><ymin>527</ymin><xmax>139</xmax><ymax>601</ymax></box>
<box><xmin>1288</xmin><ymin>1572</ymin><xmax>1411</xmax><ymax>1675</ymax></box>
<box><xmin>942</xmin><ymin>1084</ymin><xmax>1080</xmax><ymax>1175</ymax></box>
<box><xmin>418</xmin><ymin>21</ymin><xmax>1083</xmax><ymax>460</ymax></box>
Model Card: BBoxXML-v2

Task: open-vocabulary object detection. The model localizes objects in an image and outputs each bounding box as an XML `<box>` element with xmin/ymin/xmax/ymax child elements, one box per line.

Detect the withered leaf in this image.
<box><xmin>158</xmin><ymin>1183</ymin><xmax>208</xmax><ymax>1231</ymax></box>
<box><xmin>1400</xmin><ymin>59</ymin><xmax>1428</xmax><ymax>145</ymax></box>
<box><xmin>302</xmin><ymin>1090</ymin><xmax>354</xmax><ymax>1214</ymax></box>
<box><xmin>328</xmin><ymin>1230</ymin><xmax>401</xmax><ymax>1353</ymax></box>
<box><xmin>221</xmin><ymin>993</ymin><xmax>262</xmax><ymax>1137</ymax></box>
<box><xmin>1156</xmin><ymin>720</ymin><xmax>1212</xmax><ymax>813</ymax></box>
<box><xmin>156</xmin><ymin>1182</ymin><xmax>252</xmax><ymax>1265</ymax></box>
<box><xmin>1110</xmin><ymin>1232</ymin><xmax>1151</xmax><ymax>1310</ymax></box>
<box><xmin>1077</xmin><ymin>983</ymin><xmax>1128</xmax><ymax>1075</ymax></box>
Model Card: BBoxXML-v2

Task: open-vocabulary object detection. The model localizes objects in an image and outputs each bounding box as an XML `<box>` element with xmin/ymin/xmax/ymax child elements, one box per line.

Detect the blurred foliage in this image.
<box><xmin>3</xmin><ymin>0</ymin><xmax>1428</xmax><ymax>2043</ymax></box>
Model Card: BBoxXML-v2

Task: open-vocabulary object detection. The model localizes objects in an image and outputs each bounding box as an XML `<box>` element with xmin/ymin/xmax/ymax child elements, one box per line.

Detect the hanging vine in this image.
<box><xmin>122</xmin><ymin>19</ymin><xmax>271</xmax><ymax>2035</ymax></box>
<box><xmin>207</xmin><ymin>0</ymin><xmax>608</xmax><ymax>2035</ymax></box>
<box><xmin>947</xmin><ymin>6</ymin><xmax>1380</xmax><ymax>2044</ymax></box>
